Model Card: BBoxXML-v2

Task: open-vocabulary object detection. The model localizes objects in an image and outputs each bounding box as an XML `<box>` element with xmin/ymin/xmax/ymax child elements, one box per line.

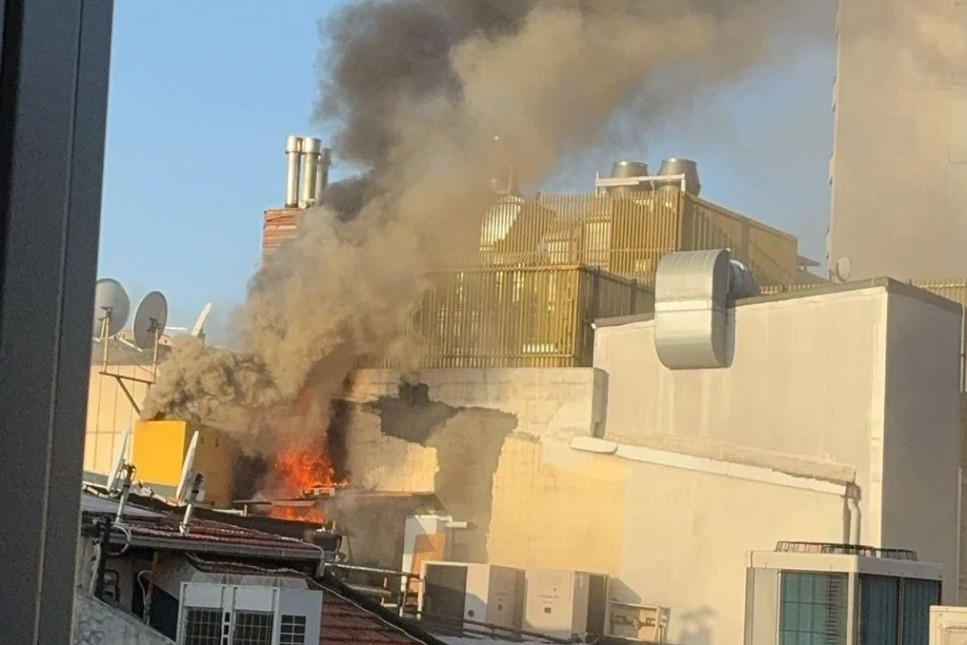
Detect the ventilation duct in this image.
<box><xmin>653</xmin><ymin>249</ymin><xmax>759</xmax><ymax>370</ymax></box>
<box><xmin>284</xmin><ymin>136</ymin><xmax>302</xmax><ymax>208</ymax></box>
<box><xmin>299</xmin><ymin>137</ymin><xmax>322</xmax><ymax>206</ymax></box>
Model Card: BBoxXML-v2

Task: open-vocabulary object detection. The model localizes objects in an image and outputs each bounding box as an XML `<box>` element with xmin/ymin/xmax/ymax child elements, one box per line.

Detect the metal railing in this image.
<box><xmin>470</xmin><ymin>190</ymin><xmax>799</xmax><ymax>286</ymax></box>
<box><xmin>362</xmin><ymin>265</ymin><xmax>654</xmax><ymax>369</ymax></box>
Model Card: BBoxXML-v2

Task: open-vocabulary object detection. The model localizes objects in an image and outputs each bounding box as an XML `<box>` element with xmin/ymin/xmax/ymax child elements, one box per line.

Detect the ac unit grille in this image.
<box><xmin>280</xmin><ymin>615</ymin><xmax>307</xmax><ymax>645</ymax></box>
<box><xmin>232</xmin><ymin>611</ymin><xmax>274</xmax><ymax>645</ymax></box>
<box><xmin>183</xmin><ymin>608</ymin><xmax>224</xmax><ymax>645</ymax></box>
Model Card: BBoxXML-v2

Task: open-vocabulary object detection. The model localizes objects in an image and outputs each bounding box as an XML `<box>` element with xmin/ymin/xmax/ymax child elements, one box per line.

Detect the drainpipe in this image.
<box><xmin>846</xmin><ymin>485</ymin><xmax>861</xmax><ymax>545</ymax></box>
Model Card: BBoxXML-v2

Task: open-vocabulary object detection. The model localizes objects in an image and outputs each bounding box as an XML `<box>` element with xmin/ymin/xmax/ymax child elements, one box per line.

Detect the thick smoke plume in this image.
<box><xmin>145</xmin><ymin>0</ymin><xmax>838</xmax><ymax>440</ymax></box>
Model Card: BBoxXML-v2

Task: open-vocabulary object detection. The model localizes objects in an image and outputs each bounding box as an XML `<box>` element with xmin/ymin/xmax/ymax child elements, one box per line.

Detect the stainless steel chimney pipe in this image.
<box><xmin>314</xmin><ymin>148</ymin><xmax>332</xmax><ymax>205</ymax></box>
<box><xmin>300</xmin><ymin>137</ymin><xmax>322</xmax><ymax>206</ymax></box>
<box><xmin>284</xmin><ymin>136</ymin><xmax>303</xmax><ymax>208</ymax></box>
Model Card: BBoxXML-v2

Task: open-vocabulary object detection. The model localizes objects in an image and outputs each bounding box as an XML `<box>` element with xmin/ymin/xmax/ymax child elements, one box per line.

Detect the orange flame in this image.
<box><xmin>274</xmin><ymin>450</ymin><xmax>338</xmax><ymax>496</ymax></box>
<box><xmin>266</xmin><ymin>448</ymin><xmax>346</xmax><ymax>524</ymax></box>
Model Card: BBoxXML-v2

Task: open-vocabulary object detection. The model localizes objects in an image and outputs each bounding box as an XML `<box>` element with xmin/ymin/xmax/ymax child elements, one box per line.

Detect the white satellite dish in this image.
<box><xmin>132</xmin><ymin>291</ymin><xmax>168</xmax><ymax>351</ymax></box>
<box><xmin>92</xmin><ymin>278</ymin><xmax>130</xmax><ymax>340</ymax></box>
<box><xmin>105</xmin><ymin>423</ymin><xmax>133</xmax><ymax>494</ymax></box>
<box><xmin>175</xmin><ymin>430</ymin><xmax>205</xmax><ymax>535</ymax></box>
<box><xmin>190</xmin><ymin>302</ymin><xmax>213</xmax><ymax>339</ymax></box>
<box><xmin>105</xmin><ymin>423</ymin><xmax>136</xmax><ymax>523</ymax></box>
<box><xmin>175</xmin><ymin>430</ymin><xmax>201</xmax><ymax>504</ymax></box>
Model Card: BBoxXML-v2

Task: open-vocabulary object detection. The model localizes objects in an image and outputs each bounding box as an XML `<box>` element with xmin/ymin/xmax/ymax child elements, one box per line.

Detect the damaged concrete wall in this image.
<box><xmin>333</xmin><ymin>369</ymin><xmax>606</xmax><ymax>565</ymax></box>
<box><xmin>73</xmin><ymin>590</ymin><xmax>174</xmax><ymax>645</ymax></box>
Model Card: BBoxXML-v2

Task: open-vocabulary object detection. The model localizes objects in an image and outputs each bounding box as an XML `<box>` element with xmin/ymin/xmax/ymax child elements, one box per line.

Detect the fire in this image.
<box><xmin>274</xmin><ymin>450</ymin><xmax>338</xmax><ymax>497</ymax></box>
<box><xmin>266</xmin><ymin>448</ymin><xmax>346</xmax><ymax>524</ymax></box>
<box><xmin>265</xmin><ymin>387</ymin><xmax>348</xmax><ymax>524</ymax></box>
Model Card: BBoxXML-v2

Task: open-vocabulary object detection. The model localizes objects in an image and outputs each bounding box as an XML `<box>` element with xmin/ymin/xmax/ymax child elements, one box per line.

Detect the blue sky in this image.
<box><xmin>99</xmin><ymin>1</ymin><xmax>836</xmax><ymax>337</ymax></box>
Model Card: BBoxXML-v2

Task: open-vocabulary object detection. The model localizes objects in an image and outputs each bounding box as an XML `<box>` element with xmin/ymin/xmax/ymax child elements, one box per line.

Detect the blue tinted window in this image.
<box><xmin>859</xmin><ymin>574</ymin><xmax>898</xmax><ymax>645</ymax></box>
<box><xmin>901</xmin><ymin>578</ymin><xmax>940</xmax><ymax>645</ymax></box>
<box><xmin>779</xmin><ymin>572</ymin><xmax>848</xmax><ymax>645</ymax></box>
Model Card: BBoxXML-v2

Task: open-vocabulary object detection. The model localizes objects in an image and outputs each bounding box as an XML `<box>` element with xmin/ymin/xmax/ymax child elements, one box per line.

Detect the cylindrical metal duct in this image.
<box><xmin>284</xmin><ymin>136</ymin><xmax>303</xmax><ymax>208</ymax></box>
<box><xmin>314</xmin><ymin>148</ymin><xmax>332</xmax><ymax>205</ymax></box>
<box><xmin>728</xmin><ymin>260</ymin><xmax>760</xmax><ymax>299</ymax></box>
<box><xmin>299</xmin><ymin>137</ymin><xmax>322</xmax><ymax>206</ymax></box>
<box><xmin>657</xmin><ymin>158</ymin><xmax>701</xmax><ymax>196</ymax></box>
<box><xmin>608</xmin><ymin>160</ymin><xmax>650</xmax><ymax>194</ymax></box>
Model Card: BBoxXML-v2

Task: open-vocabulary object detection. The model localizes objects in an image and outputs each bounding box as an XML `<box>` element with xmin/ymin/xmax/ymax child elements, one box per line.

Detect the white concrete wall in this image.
<box><xmin>594</xmin><ymin>283</ymin><xmax>964</xmax><ymax>601</ymax></box>
<box><xmin>486</xmin><ymin>437</ymin><xmax>848</xmax><ymax>645</ymax></box>
<box><xmin>881</xmin><ymin>291</ymin><xmax>963</xmax><ymax>602</ymax></box>
<box><xmin>594</xmin><ymin>286</ymin><xmax>889</xmax><ymax>542</ymax></box>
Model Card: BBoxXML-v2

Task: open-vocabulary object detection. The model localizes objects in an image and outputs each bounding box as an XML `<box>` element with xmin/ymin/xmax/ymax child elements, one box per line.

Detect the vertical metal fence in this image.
<box><xmin>364</xmin><ymin>265</ymin><xmax>653</xmax><ymax>369</ymax></box>
<box><xmin>475</xmin><ymin>190</ymin><xmax>798</xmax><ymax>286</ymax></box>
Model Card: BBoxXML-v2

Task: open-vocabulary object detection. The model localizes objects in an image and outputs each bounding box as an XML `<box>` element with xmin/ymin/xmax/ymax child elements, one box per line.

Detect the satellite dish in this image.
<box><xmin>105</xmin><ymin>423</ymin><xmax>133</xmax><ymax>494</ymax></box>
<box><xmin>132</xmin><ymin>291</ymin><xmax>168</xmax><ymax>350</ymax></box>
<box><xmin>835</xmin><ymin>256</ymin><xmax>852</xmax><ymax>282</ymax></box>
<box><xmin>92</xmin><ymin>278</ymin><xmax>130</xmax><ymax>339</ymax></box>
<box><xmin>175</xmin><ymin>431</ymin><xmax>202</xmax><ymax>504</ymax></box>
<box><xmin>190</xmin><ymin>302</ymin><xmax>213</xmax><ymax>338</ymax></box>
<box><xmin>175</xmin><ymin>430</ymin><xmax>205</xmax><ymax>536</ymax></box>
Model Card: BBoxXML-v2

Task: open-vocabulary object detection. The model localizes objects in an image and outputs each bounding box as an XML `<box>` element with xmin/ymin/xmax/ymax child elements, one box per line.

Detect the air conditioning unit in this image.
<box><xmin>523</xmin><ymin>569</ymin><xmax>609</xmax><ymax>639</ymax></box>
<box><xmin>419</xmin><ymin>562</ymin><xmax>523</xmax><ymax>629</ymax></box>
<box><xmin>176</xmin><ymin>582</ymin><xmax>322</xmax><ymax>645</ymax></box>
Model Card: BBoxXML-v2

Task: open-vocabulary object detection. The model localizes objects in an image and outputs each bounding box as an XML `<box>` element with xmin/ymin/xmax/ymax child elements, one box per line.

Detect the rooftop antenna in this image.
<box><xmin>92</xmin><ymin>278</ymin><xmax>131</xmax><ymax>369</ymax></box>
<box><xmin>132</xmin><ymin>291</ymin><xmax>168</xmax><ymax>380</ymax></box>
<box><xmin>105</xmin><ymin>423</ymin><xmax>136</xmax><ymax>524</ymax></box>
<box><xmin>190</xmin><ymin>302</ymin><xmax>212</xmax><ymax>342</ymax></box>
<box><xmin>175</xmin><ymin>431</ymin><xmax>205</xmax><ymax>536</ymax></box>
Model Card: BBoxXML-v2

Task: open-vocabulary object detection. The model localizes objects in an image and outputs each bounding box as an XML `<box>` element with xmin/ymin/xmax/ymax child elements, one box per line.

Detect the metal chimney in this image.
<box><xmin>314</xmin><ymin>148</ymin><xmax>332</xmax><ymax>205</ymax></box>
<box><xmin>299</xmin><ymin>138</ymin><xmax>323</xmax><ymax>207</ymax></box>
<box><xmin>284</xmin><ymin>136</ymin><xmax>303</xmax><ymax>208</ymax></box>
<box><xmin>608</xmin><ymin>160</ymin><xmax>650</xmax><ymax>194</ymax></box>
<box><xmin>657</xmin><ymin>158</ymin><xmax>701</xmax><ymax>196</ymax></box>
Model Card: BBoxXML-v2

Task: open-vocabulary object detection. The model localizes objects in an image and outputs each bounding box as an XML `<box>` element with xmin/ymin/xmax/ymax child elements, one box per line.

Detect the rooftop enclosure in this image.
<box><xmin>263</xmin><ymin>188</ymin><xmax>801</xmax><ymax>288</ymax></box>
<box><xmin>363</xmin><ymin>265</ymin><xmax>654</xmax><ymax>369</ymax></box>
<box><xmin>479</xmin><ymin>191</ymin><xmax>799</xmax><ymax>286</ymax></box>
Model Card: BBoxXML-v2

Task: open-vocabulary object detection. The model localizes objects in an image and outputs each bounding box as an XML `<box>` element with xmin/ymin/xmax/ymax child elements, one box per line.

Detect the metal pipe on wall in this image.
<box><xmin>300</xmin><ymin>137</ymin><xmax>322</xmax><ymax>206</ymax></box>
<box><xmin>285</xmin><ymin>136</ymin><xmax>303</xmax><ymax>208</ymax></box>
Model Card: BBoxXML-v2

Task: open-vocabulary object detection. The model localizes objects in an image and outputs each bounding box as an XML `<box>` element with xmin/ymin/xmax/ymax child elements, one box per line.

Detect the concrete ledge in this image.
<box><xmin>570</xmin><ymin>437</ymin><xmax>851</xmax><ymax>496</ymax></box>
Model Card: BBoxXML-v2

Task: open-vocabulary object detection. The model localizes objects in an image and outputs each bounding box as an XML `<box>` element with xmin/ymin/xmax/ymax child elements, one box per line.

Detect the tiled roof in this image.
<box><xmin>321</xmin><ymin>590</ymin><xmax>425</xmax><ymax>644</ymax></box>
<box><xmin>105</xmin><ymin>515</ymin><xmax>324</xmax><ymax>561</ymax></box>
<box><xmin>319</xmin><ymin>575</ymin><xmax>446</xmax><ymax>645</ymax></box>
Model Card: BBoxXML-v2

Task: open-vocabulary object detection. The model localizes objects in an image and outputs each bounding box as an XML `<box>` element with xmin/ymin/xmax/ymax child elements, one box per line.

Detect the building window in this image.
<box><xmin>778</xmin><ymin>572</ymin><xmax>848</xmax><ymax>645</ymax></box>
<box><xmin>858</xmin><ymin>574</ymin><xmax>899</xmax><ymax>645</ymax></box>
<box><xmin>280</xmin><ymin>614</ymin><xmax>307</xmax><ymax>645</ymax></box>
<box><xmin>183</xmin><ymin>608</ymin><xmax>223</xmax><ymax>645</ymax></box>
<box><xmin>232</xmin><ymin>611</ymin><xmax>274</xmax><ymax>645</ymax></box>
<box><xmin>901</xmin><ymin>578</ymin><xmax>941</xmax><ymax>645</ymax></box>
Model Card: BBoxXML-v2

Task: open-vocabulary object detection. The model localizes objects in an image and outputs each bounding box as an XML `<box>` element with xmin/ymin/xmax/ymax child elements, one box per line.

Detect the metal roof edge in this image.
<box><xmin>112</xmin><ymin>534</ymin><xmax>323</xmax><ymax>561</ymax></box>
<box><xmin>594</xmin><ymin>277</ymin><xmax>964</xmax><ymax>329</ymax></box>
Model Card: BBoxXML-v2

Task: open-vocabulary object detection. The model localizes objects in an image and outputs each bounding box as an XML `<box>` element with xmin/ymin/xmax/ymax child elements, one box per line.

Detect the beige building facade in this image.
<box><xmin>828</xmin><ymin>0</ymin><xmax>967</xmax><ymax>280</ymax></box>
<box><xmin>336</xmin><ymin>280</ymin><xmax>963</xmax><ymax>645</ymax></box>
